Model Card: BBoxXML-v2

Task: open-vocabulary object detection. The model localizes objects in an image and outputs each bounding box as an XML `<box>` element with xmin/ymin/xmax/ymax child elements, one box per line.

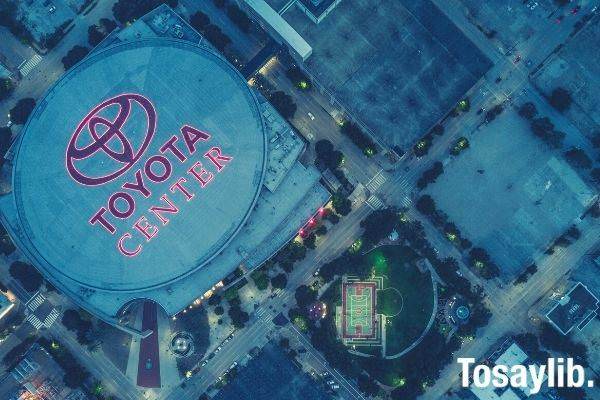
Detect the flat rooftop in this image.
<box><xmin>533</xmin><ymin>15</ymin><xmax>600</xmax><ymax>144</ymax></box>
<box><xmin>279</xmin><ymin>0</ymin><xmax>492</xmax><ymax>148</ymax></box>
<box><xmin>547</xmin><ymin>282</ymin><xmax>599</xmax><ymax>335</ymax></box>
<box><xmin>427</xmin><ymin>110</ymin><xmax>597</xmax><ymax>277</ymax></box>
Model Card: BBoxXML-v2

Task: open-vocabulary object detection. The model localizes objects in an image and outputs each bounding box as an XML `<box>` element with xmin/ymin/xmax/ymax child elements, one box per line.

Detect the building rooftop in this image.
<box><xmin>243</xmin><ymin>0</ymin><xmax>312</xmax><ymax>60</ymax></box>
<box><xmin>471</xmin><ymin>342</ymin><xmax>545</xmax><ymax>400</ymax></box>
<box><xmin>0</xmin><ymin>5</ymin><xmax>329</xmax><ymax>323</ymax></box>
<box><xmin>4</xmin><ymin>38</ymin><xmax>267</xmax><ymax>292</ymax></box>
<box><xmin>546</xmin><ymin>282</ymin><xmax>599</xmax><ymax>335</ymax></box>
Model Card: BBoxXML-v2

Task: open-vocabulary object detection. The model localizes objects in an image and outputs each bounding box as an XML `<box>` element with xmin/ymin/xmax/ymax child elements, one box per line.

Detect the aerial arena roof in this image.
<box><xmin>5</xmin><ymin>38</ymin><xmax>267</xmax><ymax>293</ymax></box>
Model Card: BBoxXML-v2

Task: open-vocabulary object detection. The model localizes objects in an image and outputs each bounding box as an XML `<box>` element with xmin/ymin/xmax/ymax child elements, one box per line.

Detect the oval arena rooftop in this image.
<box><xmin>0</xmin><ymin>27</ymin><xmax>329</xmax><ymax>324</ymax></box>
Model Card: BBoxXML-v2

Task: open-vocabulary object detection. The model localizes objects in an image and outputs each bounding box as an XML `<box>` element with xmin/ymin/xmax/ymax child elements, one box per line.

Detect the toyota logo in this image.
<box><xmin>66</xmin><ymin>93</ymin><xmax>157</xmax><ymax>186</ymax></box>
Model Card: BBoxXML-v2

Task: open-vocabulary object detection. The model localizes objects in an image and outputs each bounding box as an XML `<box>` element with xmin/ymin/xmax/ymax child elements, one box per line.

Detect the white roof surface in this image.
<box><xmin>244</xmin><ymin>0</ymin><xmax>313</xmax><ymax>60</ymax></box>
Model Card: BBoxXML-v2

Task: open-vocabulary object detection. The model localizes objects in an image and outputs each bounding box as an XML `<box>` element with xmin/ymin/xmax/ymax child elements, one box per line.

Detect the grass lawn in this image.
<box><xmin>367</xmin><ymin>246</ymin><xmax>434</xmax><ymax>356</ymax></box>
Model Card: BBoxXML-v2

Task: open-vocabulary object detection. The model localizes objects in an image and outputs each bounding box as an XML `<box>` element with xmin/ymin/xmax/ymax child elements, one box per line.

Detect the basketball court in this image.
<box><xmin>341</xmin><ymin>282</ymin><xmax>377</xmax><ymax>339</ymax></box>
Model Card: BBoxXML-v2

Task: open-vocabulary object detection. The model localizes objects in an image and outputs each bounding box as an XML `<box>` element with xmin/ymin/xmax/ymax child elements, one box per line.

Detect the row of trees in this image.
<box><xmin>189</xmin><ymin>11</ymin><xmax>232</xmax><ymax>52</ymax></box>
<box><xmin>61</xmin><ymin>309</ymin><xmax>96</xmax><ymax>346</ymax></box>
<box><xmin>416</xmin><ymin>161</ymin><xmax>443</xmax><ymax>189</ymax></box>
<box><xmin>225</xmin><ymin>3</ymin><xmax>252</xmax><ymax>33</ymax></box>
<box><xmin>314</xmin><ymin>139</ymin><xmax>355</xmax><ymax>195</ymax></box>
<box><xmin>39</xmin><ymin>337</ymin><xmax>91</xmax><ymax>388</ymax></box>
<box><xmin>9</xmin><ymin>261</ymin><xmax>43</xmax><ymax>292</ymax></box>
<box><xmin>340</xmin><ymin>121</ymin><xmax>377</xmax><ymax>157</ymax></box>
<box><xmin>416</xmin><ymin>195</ymin><xmax>500</xmax><ymax>279</ymax></box>
<box><xmin>62</xmin><ymin>45</ymin><xmax>90</xmax><ymax>70</ymax></box>
<box><xmin>9</xmin><ymin>98</ymin><xmax>36</xmax><ymax>125</ymax></box>
<box><xmin>88</xmin><ymin>18</ymin><xmax>118</xmax><ymax>47</ymax></box>
<box><xmin>416</xmin><ymin>195</ymin><xmax>472</xmax><ymax>250</ymax></box>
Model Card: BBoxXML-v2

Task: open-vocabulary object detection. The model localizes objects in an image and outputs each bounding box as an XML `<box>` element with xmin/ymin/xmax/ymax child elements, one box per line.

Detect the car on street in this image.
<box><xmin>307</xmin><ymin>112</ymin><xmax>315</xmax><ymax>120</ymax></box>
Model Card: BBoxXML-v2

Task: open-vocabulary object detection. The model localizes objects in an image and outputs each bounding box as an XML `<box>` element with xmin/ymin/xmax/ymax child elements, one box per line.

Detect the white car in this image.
<box><xmin>307</xmin><ymin>112</ymin><xmax>315</xmax><ymax>120</ymax></box>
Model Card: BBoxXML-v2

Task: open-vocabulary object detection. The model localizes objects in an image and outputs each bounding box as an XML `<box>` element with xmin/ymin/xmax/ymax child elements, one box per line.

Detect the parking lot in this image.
<box><xmin>457</xmin><ymin>0</ymin><xmax>555</xmax><ymax>52</ymax></box>
<box><xmin>533</xmin><ymin>14</ymin><xmax>600</xmax><ymax>143</ymax></box>
<box><xmin>426</xmin><ymin>109</ymin><xmax>596</xmax><ymax>278</ymax></box>
<box><xmin>280</xmin><ymin>0</ymin><xmax>491</xmax><ymax>149</ymax></box>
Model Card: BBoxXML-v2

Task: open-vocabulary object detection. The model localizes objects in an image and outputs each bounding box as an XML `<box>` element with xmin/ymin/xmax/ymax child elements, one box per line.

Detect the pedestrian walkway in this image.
<box><xmin>365</xmin><ymin>195</ymin><xmax>384</xmax><ymax>210</ymax></box>
<box><xmin>18</xmin><ymin>54</ymin><xmax>42</xmax><ymax>77</ymax></box>
<box><xmin>365</xmin><ymin>170</ymin><xmax>387</xmax><ymax>194</ymax></box>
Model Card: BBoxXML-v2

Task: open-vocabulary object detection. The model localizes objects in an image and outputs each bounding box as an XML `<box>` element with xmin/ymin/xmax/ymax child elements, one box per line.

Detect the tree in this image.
<box><xmin>518</xmin><ymin>102</ymin><xmax>537</xmax><ymax>119</ymax></box>
<box><xmin>361</xmin><ymin>208</ymin><xmax>398</xmax><ymax>245</ymax></box>
<box><xmin>285</xmin><ymin>66</ymin><xmax>311</xmax><ymax>90</ymax></box>
<box><xmin>207</xmin><ymin>294</ymin><xmax>221</xmax><ymax>306</ymax></box>
<box><xmin>100</xmin><ymin>18</ymin><xmax>117</xmax><ymax>32</ymax></box>
<box><xmin>9</xmin><ymin>98</ymin><xmax>36</xmax><ymax>125</ymax></box>
<box><xmin>340</xmin><ymin>121</ymin><xmax>377</xmax><ymax>155</ymax></box>
<box><xmin>315</xmin><ymin>225</ymin><xmax>327</xmax><ymax>236</ymax></box>
<box><xmin>549</xmin><ymin>87</ymin><xmax>572</xmax><ymax>112</ymax></box>
<box><xmin>190</xmin><ymin>11</ymin><xmax>210</xmax><ymax>31</ymax></box>
<box><xmin>202</xmin><ymin>24</ymin><xmax>231</xmax><ymax>51</ymax></box>
<box><xmin>468</xmin><ymin>247</ymin><xmax>500</xmax><ymax>279</ymax></box>
<box><xmin>213</xmin><ymin>0</ymin><xmax>226</xmax><ymax>8</ymax></box>
<box><xmin>62</xmin><ymin>45</ymin><xmax>90</xmax><ymax>70</ymax></box>
<box><xmin>271</xmin><ymin>273</ymin><xmax>287</xmax><ymax>289</ymax></box>
<box><xmin>530</xmin><ymin>117</ymin><xmax>564</xmax><ymax>148</ymax></box>
<box><xmin>314</xmin><ymin>139</ymin><xmax>343</xmax><ymax>170</ymax></box>
<box><xmin>484</xmin><ymin>104</ymin><xmax>504</xmax><ymax>123</ymax></box>
<box><xmin>326</xmin><ymin>212</ymin><xmax>340</xmax><ymax>224</ymax></box>
<box><xmin>88</xmin><ymin>25</ymin><xmax>105</xmax><ymax>47</ymax></box>
<box><xmin>228</xmin><ymin>305</ymin><xmax>249</xmax><ymax>328</ymax></box>
<box><xmin>303</xmin><ymin>233</ymin><xmax>316</xmax><ymax>249</ymax></box>
<box><xmin>269</xmin><ymin>91</ymin><xmax>296</xmax><ymax>119</ymax></box>
<box><xmin>332</xmin><ymin>192</ymin><xmax>351</xmax><ymax>216</ymax></box>
<box><xmin>564</xmin><ymin>147</ymin><xmax>592</xmax><ymax>169</ymax></box>
<box><xmin>9</xmin><ymin>261</ymin><xmax>42</xmax><ymax>292</ymax></box>
<box><xmin>416</xmin><ymin>195</ymin><xmax>436</xmax><ymax>216</ymax></box>
<box><xmin>226</xmin><ymin>4</ymin><xmax>252</xmax><ymax>33</ymax></box>
<box><xmin>357</xmin><ymin>374</ymin><xmax>380</xmax><ymax>396</ymax></box>
<box><xmin>417</xmin><ymin>161</ymin><xmax>443</xmax><ymax>189</ymax></box>
<box><xmin>214</xmin><ymin>305</ymin><xmax>224</xmax><ymax>315</ymax></box>
<box><xmin>295</xmin><ymin>285</ymin><xmax>316</xmax><ymax>309</ymax></box>
<box><xmin>0</xmin><ymin>77</ymin><xmax>14</xmax><ymax>102</ymax></box>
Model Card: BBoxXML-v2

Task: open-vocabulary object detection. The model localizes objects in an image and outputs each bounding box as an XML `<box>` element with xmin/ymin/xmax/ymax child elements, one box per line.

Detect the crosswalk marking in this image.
<box><xmin>400</xmin><ymin>195</ymin><xmax>412</xmax><ymax>207</ymax></box>
<box><xmin>26</xmin><ymin>314</ymin><xmax>44</xmax><ymax>330</ymax></box>
<box><xmin>366</xmin><ymin>195</ymin><xmax>384</xmax><ymax>210</ymax></box>
<box><xmin>25</xmin><ymin>292</ymin><xmax>45</xmax><ymax>311</ymax></box>
<box><xmin>365</xmin><ymin>170</ymin><xmax>387</xmax><ymax>193</ymax></box>
<box><xmin>18</xmin><ymin>54</ymin><xmax>43</xmax><ymax>77</ymax></box>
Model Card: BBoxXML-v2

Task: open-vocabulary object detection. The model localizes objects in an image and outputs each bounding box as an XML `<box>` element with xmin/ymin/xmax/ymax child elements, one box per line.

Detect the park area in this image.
<box><xmin>279</xmin><ymin>0</ymin><xmax>491</xmax><ymax>149</ymax></box>
<box><xmin>368</xmin><ymin>246</ymin><xmax>434</xmax><ymax>356</ymax></box>
<box><xmin>335</xmin><ymin>246</ymin><xmax>435</xmax><ymax>357</ymax></box>
<box><xmin>426</xmin><ymin>109</ymin><xmax>596</xmax><ymax>278</ymax></box>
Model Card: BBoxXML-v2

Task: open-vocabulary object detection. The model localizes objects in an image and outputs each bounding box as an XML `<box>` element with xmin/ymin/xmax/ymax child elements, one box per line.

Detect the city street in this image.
<box><xmin>0</xmin><ymin>1</ymin><xmax>598</xmax><ymax>399</ymax></box>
